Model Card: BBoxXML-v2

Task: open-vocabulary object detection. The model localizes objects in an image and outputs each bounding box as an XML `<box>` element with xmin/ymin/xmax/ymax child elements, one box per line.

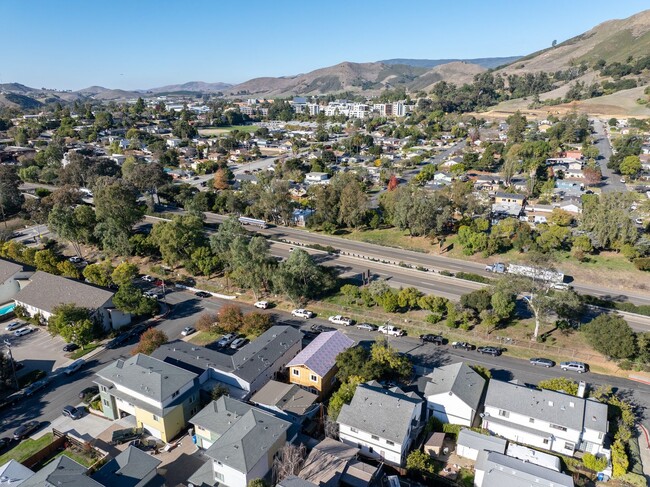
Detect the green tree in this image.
<box><xmin>190</xmin><ymin>246</ymin><xmax>221</xmax><ymax>277</ymax></box>
<box><xmin>584</xmin><ymin>314</ymin><xmax>636</xmax><ymax>359</ymax></box>
<box><xmin>57</xmin><ymin>260</ymin><xmax>82</xmax><ymax>279</ymax></box>
<box><xmin>0</xmin><ymin>166</ymin><xmax>24</xmax><ymax>221</ymax></box>
<box><xmin>47</xmin><ymin>204</ymin><xmax>97</xmax><ymax>257</ymax></box>
<box><xmin>94</xmin><ymin>178</ymin><xmax>143</xmax><ymax>255</ymax></box>
<box><xmin>229</xmin><ymin>236</ymin><xmax>276</xmax><ymax>299</ymax></box>
<box><xmin>582</xmin><ymin>453</ymin><xmax>608</xmax><ymax>472</ymax></box>
<box><xmin>83</xmin><ymin>260</ymin><xmax>115</xmax><ymax>287</ymax></box>
<box><xmin>34</xmin><ymin>249</ymin><xmax>62</xmax><ymax>274</ymax></box>
<box><xmin>111</xmin><ymin>261</ymin><xmax>139</xmax><ymax>287</ymax></box>
<box><xmin>113</xmin><ymin>284</ymin><xmax>158</xmax><ymax>316</ymax></box>
<box><xmin>538</xmin><ymin>377</ymin><xmax>578</xmax><ymax>395</ymax></box>
<box><xmin>619</xmin><ymin>155</ymin><xmax>641</xmax><ymax>177</ymax></box>
<box><xmin>48</xmin><ymin>304</ymin><xmax>95</xmax><ymax>348</ymax></box>
<box><xmin>406</xmin><ymin>450</ymin><xmax>437</xmax><ymax>475</ymax></box>
<box><xmin>397</xmin><ymin>287</ymin><xmax>423</xmax><ymax>310</ymax></box>
<box><xmin>340</xmin><ymin>284</ymin><xmax>361</xmax><ymax>304</ymax></box>
<box><xmin>150</xmin><ymin>215</ymin><xmax>205</xmax><ymax>267</ymax></box>
<box><xmin>211</xmin><ymin>384</ymin><xmax>229</xmax><ymax>401</ymax></box>
<box><xmin>131</xmin><ymin>328</ymin><xmax>168</xmax><ymax>355</ymax></box>
<box><xmin>275</xmin><ymin>249</ymin><xmax>337</xmax><ymax>304</ymax></box>
<box><xmin>328</xmin><ymin>377</ymin><xmax>362</xmax><ymax>420</ymax></box>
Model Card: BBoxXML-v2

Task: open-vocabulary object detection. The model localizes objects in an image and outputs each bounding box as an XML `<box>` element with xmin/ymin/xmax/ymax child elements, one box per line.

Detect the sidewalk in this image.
<box><xmin>636</xmin><ymin>425</ymin><xmax>650</xmax><ymax>483</ymax></box>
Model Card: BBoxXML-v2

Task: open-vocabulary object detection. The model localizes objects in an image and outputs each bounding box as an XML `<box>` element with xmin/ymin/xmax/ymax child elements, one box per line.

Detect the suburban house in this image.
<box><xmin>0</xmin><ymin>459</ymin><xmax>34</xmax><ymax>486</ymax></box>
<box><xmin>95</xmin><ymin>354</ymin><xmax>200</xmax><ymax>442</ymax></box>
<box><xmin>187</xmin><ymin>397</ymin><xmax>292</xmax><ymax>487</ymax></box>
<box><xmin>0</xmin><ymin>259</ymin><xmax>31</xmax><ymax>306</ymax></box>
<box><xmin>337</xmin><ymin>381</ymin><xmax>424</xmax><ymax>467</ymax></box>
<box><xmin>298</xmin><ymin>438</ymin><xmax>380</xmax><ymax>486</ymax></box>
<box><xmin>286</xmin><ymin>330</ymin><xmax>354</xmax><ymax>399</ymax></box>
<box><xmin>491</xmin><ymin>192</ymin><xmax>525</xmax><ymax>218</ymax></box>
<box><xmin>456</xmin><ymin>429</ymin><xmax>506</xmax><ymax>461</ymax></box>
<box><xmin>305</xmin><ymin>172</ymin><xmax>330</xmax><ymax>184</ymax></box>
<box><xmin>19</xmin><ymin>455</ymin><xmax>103</xmax><ymax>487</ymax></box>
<box><xmin>249</xmin><ymin>380</ymin><xmax>318</xmax><ymax>422</ymax></box>
<box><xmin>482</xmin><ymin>380</ymin><xmax>608</xmax><ymax>456</ymax></box>
<box><xmin>13</xmin><ymin>271</ymin><xmax>131</xmax><ymax>330</ymax></box>
<box><xmin>474</xmin><ymin>451</ymin><xmax>574</xmax><ymax>487</ymax></box>
<box><xmin>92</xmin><ymin>445</ymin><xmax>162</xmax><ymax>487</ymax></box>
<box><xmin>152</xmin><ymin>326</ymin><xmax>302</xmax><ymax>399</ymax></box>
<box><xmin>423</xmin><ymin>362</ymin><xmax>487</xmax><ymax>427</ymax></box>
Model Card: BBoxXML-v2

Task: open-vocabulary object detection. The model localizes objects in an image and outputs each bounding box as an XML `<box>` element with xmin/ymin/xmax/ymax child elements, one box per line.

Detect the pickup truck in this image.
<box><xmin>328</xmin><ymin>315</ymin><xmax>354</xmax><ymax>326</ymax></box>
<box><xmin>378</xmin><ymin>325</ymin><xmax>405</xmax><ymax>336</ymax></box>
<box><xmin>111</xmin><ymin>427</ymin><xmax>144</xmax><ymax>445</ymax></box>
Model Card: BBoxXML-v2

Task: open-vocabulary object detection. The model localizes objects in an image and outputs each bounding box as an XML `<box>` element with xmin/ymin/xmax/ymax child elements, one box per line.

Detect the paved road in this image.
<box><xmin>592</xmin><ymin>119</ymin><xmax>627</xmax><ymax>193</ymax></box>
<box><xmin>3</xmin><ymin>289</ymin><xmax>650</xmax><ymax>443</ymax></box>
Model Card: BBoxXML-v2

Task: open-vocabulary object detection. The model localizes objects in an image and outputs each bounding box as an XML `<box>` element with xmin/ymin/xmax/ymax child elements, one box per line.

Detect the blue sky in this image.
<box><xmin>1</xmin><ymin>0</ymin><xmax>648</xmax><ymax>90</ymax></box>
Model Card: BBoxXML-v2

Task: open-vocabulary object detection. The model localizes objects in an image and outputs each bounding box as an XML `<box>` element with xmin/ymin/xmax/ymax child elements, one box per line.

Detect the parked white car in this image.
<box><xmin>14</xmin><ymin>327</ymin><xmax>34</xmax><ymax>337</ymax></box>
<box><xmin>291</xmin><ymin>309</ymin><xmax>314</xmax><ymax>319</ymax></box>
<box><xmin>254</xmin><ymin>301</ymin><xmax>269</xmax><ymax>309</ymax></box>
<box><xmin>141</xmin><ymin>275</ymin><xmax>154</xmax><ymax>282</ymax></box>
<box><xmin>378</xmin><ymin>325</ymin><xmax>404</xmax><ymax>336</ymax></box>
<box><xmin>328</xmin><ymin>315</ymin><xmax>354</xmax><ymax>326</ymax></box>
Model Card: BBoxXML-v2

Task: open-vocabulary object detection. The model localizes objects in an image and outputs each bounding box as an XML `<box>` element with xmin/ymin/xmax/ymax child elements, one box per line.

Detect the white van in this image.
<box><xmin>65</xmin><ymin>359</ymin><xmax>85</xmax><ymax>376</ymax></box>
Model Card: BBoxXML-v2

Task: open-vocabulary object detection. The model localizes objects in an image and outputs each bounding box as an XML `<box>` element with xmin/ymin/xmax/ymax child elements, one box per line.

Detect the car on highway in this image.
<box><xmin>181</xmin><ymin>327</ymin><xmax>196</xmax><ymax>336</ymax></box>
<box><xmin>291</xmin><ymin>309</ymin><xmax>314</xmax><ymax>319</ymax></box>
<box><xmin>254</xmin><ymin>301</ymin><xmax>269</xmax><ymax>309</ymax></box>
<box><xmin>79</xmin><ymin>386</ymin><xmax>99</xmax><ymax>400</ymax></box>
<box><xmin>195</xmin><ymin>291</ymin><xmax>212</xmax><ymax>298</ymax></box>
<box><xmin>24</xmin><ymin>377</ymin><xmax>51</xmax><ymax>396</ymax></box>
<box><xmin>13</xmin><ymin>421</ymin><xmax>41</xmax><ymax>440</ymax></box>
<box><xmin>217</xmin><ymin>333</ymin><xmax>237</xmax><ymax>348</ymax></box>
<box><xmin>356</xmin><ymin>323</ymin><xmax>377</xmax><ymax>331</ymax></box>
<box><xmin>141</xmin><ymin>275</ymin><xmax>155</xmax><ymax>282</ymax></box>
<box><xmin>230</xmin><ymin>337</ymin><xmax>249</xmax><ymax>349</ymax></box>
<box><xmin>63</xmin><ymin>343</ymin><xmax>80</xmax><ymax>352</ymax></box>
<box><xmin>14</xmin><ymin>327</ymin><xmax>34</xmax><ymax>337</ymax></box>
<box><xmin>452</xmin><ymin>341</ymin><xmax>475</xmax><ymax>351</ymax></box>
<box><xmin>420</xmin><ymin>334</ymin><xmax>444</xmax><ymax>345</ymax></box>
<box><xmin>529</xmin><ymin>357</ymin><xmax>555</xmax><ymax>368</ymax></box>
<box><xmin>560</xmin><ymin>361</ymin><xmax>588</xmax><ymax>373</ymax></box>
<box><xmin>62</xmin><ymin>405</ymin><xmax>83</xmax><ymax>420</ymax></box>
<box><xmin>328</xmin><ymin>315</ymin><xmax>354</xmax><ymax>326</ymax></box>
<box><xmin>477</xmin><ymin>346</ymin><xmax>502</xmax><ymax>356</ymax></box>
<box><xmin>5</xmin><ymin>321</ymin><xmax>23</xmax><ymax>331</ymax></box>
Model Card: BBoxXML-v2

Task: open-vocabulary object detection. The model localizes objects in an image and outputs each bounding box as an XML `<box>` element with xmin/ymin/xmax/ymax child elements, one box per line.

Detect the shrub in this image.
<box><xmin>582</xmin><ymin>453</ymin><xmax>607</xmax><ymax>472</ymax></box>
<box><xmin>426</xmin><ymin>313</ymin><xmax>443</xmax><ymax>324</ymax></box>
<box><xmin>538</xmin><ymin>377</ymin><xmax>578</xmax><ymax>395</ymax></box>
<box><xmin>455</xmin><ymin>272</ymin><xmax>491</xmax><ymax>284</ymax></box>
<box><xmin>634</xmin><ymin>258</ymin><xmax>650</xmax><ymax>271</ymax></box>
<box><xmin>612</xmin><ymin>439</ymin><xmax>629</xmax><ymax>478</ymax></box>
<box><xmin>439</xmin><ymin>270</ymin><xmax>454</xmax><ymax>277</ymax></box>
<box><xmin>620</xmin><ymin>359</ymin><xmax>633</xmax><ymax>370</ymax></box>
<box><xmin>442</xmin><ymin>423</ymin><xmax>462</xmax><ymax>438</ymax></box>
<box><xmin>617</xmin><ymin>473</ymin><xmax>647</xmax><ymax>487</ymax></box>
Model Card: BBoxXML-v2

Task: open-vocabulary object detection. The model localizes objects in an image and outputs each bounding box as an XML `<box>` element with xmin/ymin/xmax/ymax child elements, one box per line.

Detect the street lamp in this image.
<box><xmin>3</xmin><ymin>339</ymin><xmax>19</xmax><ymax>390</ymax></box>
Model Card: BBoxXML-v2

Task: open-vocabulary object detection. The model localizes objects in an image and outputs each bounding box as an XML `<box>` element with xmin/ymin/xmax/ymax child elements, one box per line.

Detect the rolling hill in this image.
<box><xmin>381</xmin><ymin>56</ymin><xmax>522</xmax><ymax>70</ymax></box>
<box><xmin>146</xmin><ymin>81</ymin><xmax>233</xmax><ymax>93</ymax></box>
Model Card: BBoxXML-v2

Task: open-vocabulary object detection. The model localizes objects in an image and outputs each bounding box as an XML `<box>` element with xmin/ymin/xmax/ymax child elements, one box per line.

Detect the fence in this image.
<box><xmin>22</xmin><ymin>435</ymin><xmax>66</xmax><ymax>469</ymax></box>
<box><xmin>22</xmin><ymin>430</ymin><xmax>109</xmax><ymax>471</ymax></box>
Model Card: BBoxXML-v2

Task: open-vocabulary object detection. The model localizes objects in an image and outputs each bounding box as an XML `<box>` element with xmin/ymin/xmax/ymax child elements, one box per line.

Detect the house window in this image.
<box><xmin>387</xmin><ymin>440</ymin><xmax>394</xmax><ymax>446</ymax></box>
<box><xmin>292</xmin><ymin>369</ymin><xmax>300</xmax><ymax>376</ymax></box>
<box><xmin>550</xmin><ymin>423</ymin><xmax>567</xmax><ymax>432</ymax></box>
<box><xmin>564</xmin><ymin>442</ymin><xmax>575</xmax><ymax>451</ymax></box>
<box><xmin>103</xmin><ymin>399</ymin><xmax>110</xmax><ymax>407</ymax></box>
<box><xmin>310</xmin><ymin>374</ymin><xmax>318</xmax><ymax>382</ymax></box>
<box><xmin>100</xmin><ymin>386</ymin><xmax>107</xmax><ymax>393</ymax></box>
<box><xmin>543</xmin><ymin>439</ymin><xmax>549</xmax><ymax>445</ymax></box>
<box><xmin>189</xmin><ymin>395</ymin><xmax>194</xmax><ymax>404</ymax></box>
<box><xmin>153</xmin><ymin>415</ymin><xmax>159</xmax><ymax>421</ymax></box>
<box><xmin>598</xmin><ymin>432</ymin><xmax>604</xmax><ymax>440</ymax></box>
<box><xmin>215</xmin><ymin>472</ymin><xmax>224</xmax><ymax>482</ymax></box>
<box><xmin>529</xmin><ymin>418</ymin><xmax>535</xmax><ymax>423</ymax></box>
<box><xmin>172</xmin><ymin>390</ymin><xmax>179</xmax><ymax>398</ymax></box>
<box><xmin>371</xmin><ymin>435</ymin><xmax>379</xmax><ymax>441</ymax></box>
<box><xmin>350</xmin><ymin>427</ymin><xmax>358</xmax><ymax>433</ymax></box>
<box><xmin>498</xmin><ymin>410</ymin><xmax>509</xmax><ymax>418</ymax></box>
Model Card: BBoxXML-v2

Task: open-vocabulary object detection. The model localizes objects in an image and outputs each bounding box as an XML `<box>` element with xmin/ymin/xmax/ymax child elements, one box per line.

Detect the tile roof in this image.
<box><xmin>337</xmin><ymin>382</ymin><xmax>423</xmax><ymax>445</ymax></box>
<box><xmin>14</xmin><ymin>271</ymin><xmax>114</xmax><ymax>314</ymax></box>
<box><xmin>424</xmin><ymin>362</ymin><xmax>486</xmax><ymax>411</ymax></box>
<box><xmin>96</xmin><ymin>354</ymin><xmax>197</xmax><ymax>403</ymax></box>
<box><xmin>286</xmin><ymin>331</ymin><xmax>354</xmax><ymax>377</ymax></box>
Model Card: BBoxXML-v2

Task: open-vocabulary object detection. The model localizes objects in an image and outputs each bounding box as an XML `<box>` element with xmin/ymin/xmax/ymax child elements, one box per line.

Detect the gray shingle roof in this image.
<box><xmin>277</xmin><ymin>476</ymin><xmax>318</xmax><ymax>487</ymax></box>
<box><xmin>20</xmin><ymin>456</ymin><xmax>102</xmax><ymax>487</ymax></box>
<box><xmin>250</xmin><ymin>380</ymin><xmax>318</xmax><ymax>416</ymax></box>
<box><xmin>485</xmin><ymin>380</ymin><xmax>607</xmax><ymax>433</ymax></box>
<box><xmin>337</xmin><ymin>382</ymin><xmax>423</xmax><ymax>444</ymax></box>
<box><xmin>457</xmin><ymin>428</ymin><xmax>506</xmax><ymax>454</ymax></box>
<box><xmin>96</xmin><ymin>354</ymin><xmax>197</xmax><ymax>403</ymax></box>
<box><xmin>476</xmin><ymin>451</ymin><xmax>574</xmax><ymax>487</ymax></box>
<box><xmin>424</xmin><ymin>362</ymin><xmax>486</xmax><ymax>411</ymax></box>
<box><xmin>0</xmin><ymin>459</ymin><xmax>34</xmax><ymax>486</ymax></box>
<box><xmin>14</xmin><ymin>271</ymin><xmax>114</xmax><ymax>314</ymax></box>
<box><xmin>191</xmin><ymin>396</ymin><xmax>255</xmax><ymax>436</ymax></box>
<box><xmin>92</xmin><ymin>445</ymin><xmax>161</xmax><ymax>487</ymax></box>
<box><xmin>0</xmin><ymin>259</ymin><xmax>22</xmax><ymax>284</ymax></box>
<box><xmin>286</xmin><ymin>331</ymin><xmax>353</xmax><ymax>377</ymax></box>
<box><xmin>203</xmin><ymin>400</ymin><xmax>291</xmax><ymax>473</ymax></box>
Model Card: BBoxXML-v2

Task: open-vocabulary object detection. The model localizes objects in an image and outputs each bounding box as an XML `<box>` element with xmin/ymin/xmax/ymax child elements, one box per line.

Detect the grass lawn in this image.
<box><xmin>190</xmin><ymin>331</ymin><xmax>220</xmax><ymax>346</ymax></box>
<box><xmin>44</xmin><ymin>449</ymin><xmax>98</xmax><ymax>468</ymax></box>
<box><xmin>342</xmin><ymin>227</ymin><xmax>436</xmax><ymax>253</ymax></box>
<box><xmin>0</xmin><ymin>433</ymin><xmax>53</xmax><ymax>465</ymax></box>
<box><xmin>198</xmin><ymin>125</ymin><xmax>258</xmax><ymax>136</ymax></box>
<box><xmin>70</xmin><ymin>343</ymin><xmax>102</xmax><ymax>359</ymax></box>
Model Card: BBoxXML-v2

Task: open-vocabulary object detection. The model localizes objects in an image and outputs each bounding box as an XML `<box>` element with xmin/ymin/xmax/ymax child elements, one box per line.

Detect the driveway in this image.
<box><xmin>1</xmin><ymin>324</ymin><xmax>68</xmax><ymax>376</ymax></box>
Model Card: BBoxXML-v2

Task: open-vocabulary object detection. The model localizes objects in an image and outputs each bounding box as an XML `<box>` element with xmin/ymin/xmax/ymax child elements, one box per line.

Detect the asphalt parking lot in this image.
<box><xmin>0</xmin><ymin>320</ymin><xmax>69</xmax><ymax>376</ymax></box>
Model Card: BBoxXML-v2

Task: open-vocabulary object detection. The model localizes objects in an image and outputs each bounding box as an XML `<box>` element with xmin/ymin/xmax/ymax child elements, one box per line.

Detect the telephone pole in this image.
<box><xmin>3</xmin><ymin>340</ymin><xmax>19</xmax><ymax>391</ymax></box>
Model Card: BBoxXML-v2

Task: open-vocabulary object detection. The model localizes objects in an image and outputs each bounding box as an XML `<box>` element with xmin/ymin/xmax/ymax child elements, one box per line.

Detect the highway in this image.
<box><xmin>3</xmin><ymin>288</ymin><xmax>650</xmax><ymax>443</ymax></box>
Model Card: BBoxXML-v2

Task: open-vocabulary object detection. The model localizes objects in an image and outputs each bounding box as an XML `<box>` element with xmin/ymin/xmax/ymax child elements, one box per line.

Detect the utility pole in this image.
<box><xmin>3</xmin><ymin>340</ymin><xmax>19</xmax><ymax>391</ymax></box>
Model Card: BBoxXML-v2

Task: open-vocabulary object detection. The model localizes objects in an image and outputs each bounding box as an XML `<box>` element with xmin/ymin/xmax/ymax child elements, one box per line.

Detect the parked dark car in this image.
<box><xmin>452</xmin><ymin>341</ymin><xmax>475</xmax><ymax>351</ymax></box>
<box><xmin>13</xmin><ymin>421</ymin><xmax>40</xmax><ymax>440</ymax></box>
<box><xmin>529</xmin><ymin>357</ymin><xmax>555</xmax><ymax>368</ymax></box>
<box><xmin>0</xmin><ymin>437</ymin><xmax>12</xmax><ymax>452</ymax></box>
<box><xmin>195</xmin><ymin>291</ymin><xmax>211</xmax><ymax>298</ymax></box>
<box><xmin>24</xmin><ymin>377</ymin><xmax>51</xmax><ymax>396</ymax></box>
<box><xmin>63</xmin><ymin>343</ymin><xmax>80</xmax><ymax>352</ymax></box>
<box><xmin>79</xmin><ymin>386</ymin><xmax>99</xmax><ymax>400</ymax></box>
<box><xmin>106</xmin><ymin>334</ymin><xmax>127</xmax><ymax>349</ymax></box>
<box><xmin>477</xmin><ymin>346</ymin><xmax>502</xmax><ymax>356</ymax></box>
<box><xmin>420</xmin><ymin>334</ymin><xmax>444</xmax><ymax>345</ymax></box>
